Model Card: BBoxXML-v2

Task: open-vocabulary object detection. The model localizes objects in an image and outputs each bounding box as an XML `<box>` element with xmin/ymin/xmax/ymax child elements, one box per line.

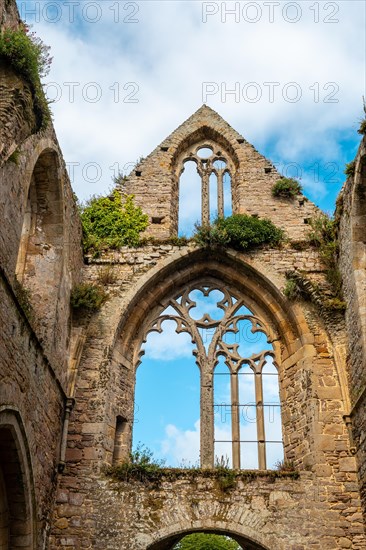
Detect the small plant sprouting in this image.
<box><xmin>272</xmin><ymin>177</ymin><xmax>302</xmax><ymax>199</ymax></box>
<box><xmin>274</xmin><ymin>459</ymin><xmax>296</xmax><ymax>473</ymax></box>
<box><xmin>7</xmin><ymin>149</ymin><xmax>21</xmax><ymax>165</ymax></box>
<box><xmin>70</xmin><ymin>283</ymin><xmax>108</xmax><ymax>312</ymax></box>
<box><xmin>14</xmin><ymin>279</ymin><xmax>33</xmax><ymax>320</ymax></box>
<box><xmin>358</xmin><ymin>96</ymin><xmax>366</xmax><ymax>135</ymax></box>
<box><xmin>169</xmin><ymin>235</ymin><xmax>189</xmax><ymax>247</ymax></box>
<box><xmin>107</xmin><ymin>443</ymin><xmax>165</xmax><ymax>483</ymax></box>
<box><xmin>344</xmin><ymin>160</ymin><xmax>355</xmax><ymax>178</ymax></box>
<box><xmin>283</xmin><ymin>277</ymin><xmax>300</xmax><ymax>301</ymax></box>
<box><xmin>214</xmin><ymin>455</ymin><xmax>236</xmax><ymax>492</ymax></box>
<box><xmin>307</xmin><ymin>213</ymin><xmax>342</xmax><ymax>297</ymax></box>
<box><xmin>112</xmin><ymin>170</ymin><xmax>128</xmax><ymax>188</ymax></box>
<box><xmin>324</xmin><ymin>297</ymin><xmax>346</xmax><ymax>311</ymax></box>
<box><xmin>97</xmin><ymin>265</ymin><xmax>117</xmax><ymax>286</ymax></box>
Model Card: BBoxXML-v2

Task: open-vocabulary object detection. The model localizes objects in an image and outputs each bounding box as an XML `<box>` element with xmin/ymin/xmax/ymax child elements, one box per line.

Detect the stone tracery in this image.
<box><xmin>177</xmin><ymin>142</ymin><xmax>233</xmax><ymax>229</ymax></box>
<box><xmin>136</xmin><ymin>282</ymin><xmax>283</xmax><ymax>469</ymax></box>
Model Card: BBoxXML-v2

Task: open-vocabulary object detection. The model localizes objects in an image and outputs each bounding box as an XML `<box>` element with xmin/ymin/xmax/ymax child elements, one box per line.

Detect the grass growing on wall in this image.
<box><xmin>0</xmin><ymin>25</ymin><xmax>52</xmax><ymax>129</ymax></box>
<box><xmin>344</xmin><ymin>160</ymin><xmax>355</xmax><ymax>177</ymax></box>
<box><xmin>307</xmin><ymin>213</ymin><xmax>343</xmax><ymax>297</ymax></box>
<box><xmin>106</xmin><ymin>445</ymin><xmax>299</xmax><ymax>488</ymax></box>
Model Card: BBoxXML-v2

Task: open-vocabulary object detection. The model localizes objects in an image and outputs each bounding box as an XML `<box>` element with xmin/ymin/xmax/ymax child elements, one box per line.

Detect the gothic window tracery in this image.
<box><xmin>177</xmin><ymin>143</ymin><xmax>233</xmax><ymax>235</ymax></box>
<box><xmin>135</xmin><ymin>282</ymin><xmax>284</xmax><ymax>469</ymax></box>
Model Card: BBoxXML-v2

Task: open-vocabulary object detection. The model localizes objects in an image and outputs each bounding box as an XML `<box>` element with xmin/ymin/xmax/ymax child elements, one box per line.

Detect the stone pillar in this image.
<box><xmin>201</xmin><ymin>368</ymin><xmax>214</xmax><ymax>468</ymax></box>
<box><xmin>255</xmin><ymin>372</ymin><xmax>266</xmax><ymax>470</ymax></box>
<box><xmin>217</xmin><ymin>171</ymin><xmax>224</xmax><ymax>217</ymax></box>
<box><xmin>201</xmin><ymin>170</ymin><xmax>210</xmax><ymax>225</ymax></box>
<box><xmin>231</xmin><ymin>372</ymin><xmax>240</xmax><ymax>469</ymax></box>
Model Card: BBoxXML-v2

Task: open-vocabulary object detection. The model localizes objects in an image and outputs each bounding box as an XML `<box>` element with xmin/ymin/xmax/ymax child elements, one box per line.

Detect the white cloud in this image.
<box><xmin>142</xmin><ymin>319</ymin><xmax>194</xmax><ymax>360</ymax></box>
<box><xmin>161</xmin><ymin>419</ymin><xmax>200</xmax><ymax>467</ymax></box>
<box><xmin>22</xmin><ymin>0</ymin><xmax>364</xmax><ymax>210</ymax></box>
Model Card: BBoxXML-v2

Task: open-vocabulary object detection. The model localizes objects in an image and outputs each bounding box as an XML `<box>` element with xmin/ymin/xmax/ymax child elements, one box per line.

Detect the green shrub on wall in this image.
<box><xmin>0</xmin><ymin>25</ymin><xmax>52</xmax><ymax>129</ymax></box>
<box><xmin>194</xmin><ymin>214</ymin><xmax>284</xmax><ymax>251</ymax></box>
<box><xmin>80</xmin><ymin>190</ymin><xmax>149</xmax><ymax>254</ymax></box>
<box><xmin>70</xmin><ymin>283</ymin><xmax>108</xmax><ymax>312</ymax></box>
<box><xmin>272</xmin><ymin>177</ymin><xmax>302</xmax><ymax>198</ymax></box>
<box><xmin>107</xmin><ymin>444</ymin><xmax>165</xmax><ymax>483</ymax></box>
<box><xmin>307</xmin><ymin>213</ymin><xmax>342</xmax><ymax>296</ymax></box>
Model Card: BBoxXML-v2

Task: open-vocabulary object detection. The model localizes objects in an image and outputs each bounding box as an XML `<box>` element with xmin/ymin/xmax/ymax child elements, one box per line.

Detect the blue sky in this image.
<box><xmin>18</xmin><ymin>0</ymin><xmax>365</xmax><ymax>466</ymax></box>
<box><xmin>19</xmin><ymin>0</ymin><xmax>365</xmax><ymax>215</ymax></box>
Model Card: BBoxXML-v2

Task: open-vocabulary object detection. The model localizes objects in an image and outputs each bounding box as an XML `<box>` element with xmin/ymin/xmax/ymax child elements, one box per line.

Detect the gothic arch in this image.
<box><xmin>112</xmin><ymin>246</ymin><xmax>350</xmax><ymax>404</ymax></box>
<box><xmin>170</xmin><ymin>126</ymin><xmax>241</xmax><ymax>233</ymax></box>
<box><xmin>114</xmin><ymin>248</ymin><xmax>305</xmax><ymax>359</ymax></box>
<box><xmin>171</xmin><ymin>126</ymin><xmax>241</xmax><ymax>169</ymax></box>
<box><xmin>15</xmin><ymin>143</ymin><xmax>65</xmax><ymax>335</ymax></box>
<box><xmin>110</xmin><ymin>248</ymin><xmax>321</xmax><ymax>468</ymax></box>
<box><xmin>16</xmin><ymin>144</ymin><xmax>64</xmax><ymax>281</ymax></box>
<box><xmin>0</xmin><ymin>407</ymin><xmax>36</xmax><ymax>549</ymax></box>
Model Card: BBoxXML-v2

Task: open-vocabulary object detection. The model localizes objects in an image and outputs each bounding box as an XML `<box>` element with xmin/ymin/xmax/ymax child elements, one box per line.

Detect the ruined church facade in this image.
<box><xmin>1</xmin><ymin>0</ymin><xmax>366</xmax><ymax>548</ymax></box>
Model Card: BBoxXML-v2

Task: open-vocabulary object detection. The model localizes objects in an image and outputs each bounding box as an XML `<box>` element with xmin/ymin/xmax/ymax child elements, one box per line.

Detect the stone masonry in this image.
<box><xmin>0</xmin><ymin>0</ymin><xmax>366</xmax><ymax>548</ymax></box>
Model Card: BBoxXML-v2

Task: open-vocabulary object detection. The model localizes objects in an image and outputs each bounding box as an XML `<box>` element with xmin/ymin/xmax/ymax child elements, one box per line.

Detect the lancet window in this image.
<box><xmin>177</xmin><ymin>143</ymin><xmax>234</xmax><ymax>235</ymax></box>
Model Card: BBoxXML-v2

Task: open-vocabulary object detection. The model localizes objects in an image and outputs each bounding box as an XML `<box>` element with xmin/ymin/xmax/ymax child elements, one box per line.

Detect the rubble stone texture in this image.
<box><xmin>0</xmin><ymin>0</ymin><xmax>366</xmax><ymax>548</ymax></box>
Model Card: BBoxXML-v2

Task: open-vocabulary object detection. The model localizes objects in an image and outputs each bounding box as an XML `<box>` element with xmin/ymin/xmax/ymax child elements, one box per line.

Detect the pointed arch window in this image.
<box><xmin>177</xmin><ymin>143</ymin><xmax>234</xmax><ymax>235</ymax></box>
<box><xmin>134</xmin><ymin>282</ymin><xmax>284</xmax><ymax>469</ymax></box>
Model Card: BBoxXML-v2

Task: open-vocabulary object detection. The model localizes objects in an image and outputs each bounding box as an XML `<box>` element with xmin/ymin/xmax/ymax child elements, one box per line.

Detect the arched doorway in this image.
<box><xmin>146</xmin><ymin>528</ymin><xmax>269</xmax><ymax>550</ymax></box>
<box><xmin>0</xmin><ymin>467</ymin><xmax>8</xmax><ymax>550</ymax></box>
<box><xmin>0</xmin><ymin>410</ymin><xmax>35</xmax><ymax>550</ymax></box>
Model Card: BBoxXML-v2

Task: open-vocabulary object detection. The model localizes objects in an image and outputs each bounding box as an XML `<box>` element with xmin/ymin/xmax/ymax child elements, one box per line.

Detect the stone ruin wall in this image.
<box><xmin>49</xmin><ymin>106</ymin><xmax>366</xmax><ymax>549</ymax></box>
<box><xmin>50</xmin><ymin>240</ymin><xmax>365</xmax><ymax>549</ymax></box>
<box><xmin>0</xmin><ymin>0</ymin><xmax>83</xmax><ymax>546</ymax></box>
<box><xmin>0</xmin><ymin>0</ymin><xmax>366</xmax><ymax>546</ymax></box>
<box><xmin>338</xmin><ymin>137</ymin><xmax>366</xmax><ymax>515</ymax></box>
<box><xmin>122</xmin><ymin>105</ymin><xmax>319</xmax><ymax>242</ymax></box>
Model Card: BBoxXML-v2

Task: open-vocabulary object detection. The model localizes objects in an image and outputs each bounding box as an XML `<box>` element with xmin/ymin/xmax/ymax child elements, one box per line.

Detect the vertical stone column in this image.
<box><xmin>255</xmin><ymin>372</ymin><xmax>266</xmax><ymax>470</ymax></box>
<box><xmin>201</xmin><ymin>170</ymin><xmax>210</xmax><ymax>225</ymax></box>
<box><xmin>217</xmin><ymin>171</ymin><xmax>224</xmax><ymax>217</ymax></box>
<box><xmin>231</xmin><ymin>371</ymin><xmax>240</xmax><ymax>469</ymax></box>
<box><xmin>201</xmin><ymin>368</ymin><xmax>214</xmax><ymax>468</ymax></box>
